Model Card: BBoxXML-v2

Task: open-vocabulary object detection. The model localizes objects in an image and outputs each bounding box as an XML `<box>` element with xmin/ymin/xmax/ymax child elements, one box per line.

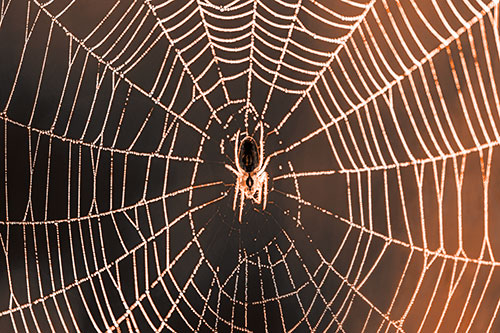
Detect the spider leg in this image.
<box><xmin>254</xmin><ymin>181</ymin><xmax>262</xmax><ymax>205</ymax></box>
<box><xmin>234</xmin><ymin>129</ymin><xmax>242</xmax><ymax>172</ymax></box>
<box><xmin>257</xmin><ymin>155</ymin><xmax>271</xmax><ymax>178</ymax></box>
<box><xmin>225</xmin><ymin>164</ymin><xmax>239</xmax><ymax>175</ymax></box>
<box><xmin>257</xmin><ymin>122</ymin><xmax>264</xmax><ymax>170</ymax></box>
<box><xmin>239</xmin><ymin>186</ymin><xmax>245</xmax><ymax>222</ymax></box>
<box><xmin>263</xmin><ymin>172</ymin><xmax>268</xmax><ymax>210</ymax></box>
<box><xmin>233</xmin><ymin>181</ymin><xmax>240</xmax><ymax>212</ymax></box>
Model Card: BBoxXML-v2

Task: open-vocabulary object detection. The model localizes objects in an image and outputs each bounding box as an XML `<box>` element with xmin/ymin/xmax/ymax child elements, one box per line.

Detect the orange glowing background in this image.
<box><xmin>0</xmin><ymin>0</ymin><xmax>500</xmax><ymax>332</ymax></box>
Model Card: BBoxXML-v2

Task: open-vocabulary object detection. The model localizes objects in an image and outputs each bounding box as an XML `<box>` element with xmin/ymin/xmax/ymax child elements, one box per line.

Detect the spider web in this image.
<box><xmin>1</xmin><ymin>0</ymin><xmax>500</xmax><ymax>331</ymax></box>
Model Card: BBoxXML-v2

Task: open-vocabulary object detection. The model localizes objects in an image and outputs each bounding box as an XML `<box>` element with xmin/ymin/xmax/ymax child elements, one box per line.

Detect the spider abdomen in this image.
<box><xmin>238</xmin><ymin>137</ymin><xmax>259</xmax><ymax>173</ymax></box>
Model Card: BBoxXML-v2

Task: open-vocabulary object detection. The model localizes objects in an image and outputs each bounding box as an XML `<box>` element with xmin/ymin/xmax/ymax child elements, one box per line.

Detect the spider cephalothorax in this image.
<box><xmin>225</xmin><ymin>123</ymin><xmax>270</xmax><ymax>222</ymax></box>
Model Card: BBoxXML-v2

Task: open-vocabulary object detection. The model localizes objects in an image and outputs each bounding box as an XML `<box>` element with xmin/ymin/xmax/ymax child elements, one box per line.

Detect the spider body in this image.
<box><xmin>225</xmin><ymin>124</ymin><xmax>270</xmax><ymax>222</ymax></box>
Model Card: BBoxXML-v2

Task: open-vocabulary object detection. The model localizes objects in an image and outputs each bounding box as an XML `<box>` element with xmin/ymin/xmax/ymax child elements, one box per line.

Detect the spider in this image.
<box><xmin>225</xmin><ymin>123</ymin><xmax>270</xmax><ymax>222</ymax></box>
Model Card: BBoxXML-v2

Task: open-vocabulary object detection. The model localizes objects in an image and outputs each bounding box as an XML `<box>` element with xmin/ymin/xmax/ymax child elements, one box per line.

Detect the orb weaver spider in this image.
<box><xmin>225</xmin><ymin>123</ymin><xmax>270</xmax><ymax>222</ymax></box>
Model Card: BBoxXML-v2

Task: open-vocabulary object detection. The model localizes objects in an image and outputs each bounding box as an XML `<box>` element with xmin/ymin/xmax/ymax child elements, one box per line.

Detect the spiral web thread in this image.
<box><xmin>1</xmin><ymin>0</ymin><xmax>500</xmax><ymax>331</ymax></box>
